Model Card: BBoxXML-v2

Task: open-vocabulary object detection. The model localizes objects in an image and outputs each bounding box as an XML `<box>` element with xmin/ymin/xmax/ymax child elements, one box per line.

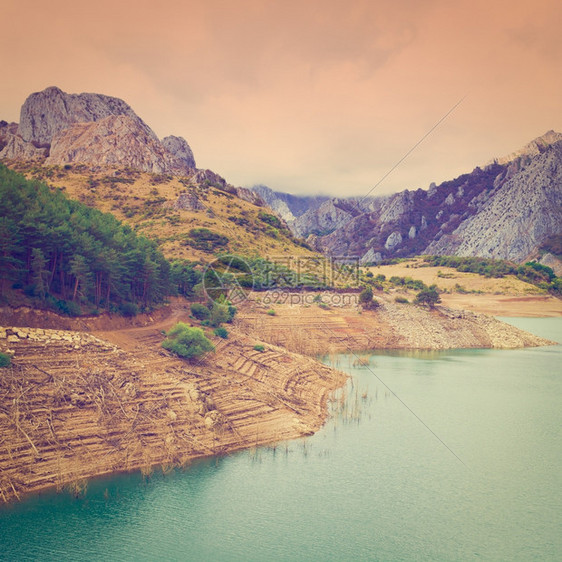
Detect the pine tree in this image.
<box><xmin>31</xmin><ymin>248</ymin><xmax>48</xmax><ymax>301</ymax></box>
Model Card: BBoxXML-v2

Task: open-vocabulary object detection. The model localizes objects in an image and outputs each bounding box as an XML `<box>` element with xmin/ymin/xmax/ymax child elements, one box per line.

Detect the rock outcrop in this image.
<box><xmin>173</xmin><ymin>191</ymin><xmax>206</xmax><ymax>211</ymax></box>
<box><xmin>0</xmin><ymin>121</ymin><xmax>17</xmax><ymax>150</ymax></box>
<box><xmin>18</xmin><ymin>86</ymin><xmax>149</xmax><ymax>146</ymax></box>
<box><xmin>162</xmin><ymin>135</ymin><xmax>196</xmax><ymax>169</ymax></box>
<box><xmin>0</xmin><ymin>133</ymin><xmax>48</xmax><ymax>160</ymax></box>
<box><xmin>426</xmin><ymin>141</ymin><xmax>562</xmax><ymax>261</ymax></box>
<box><xmin>491</xmin><ymin>130</ymin><xmax>562</xmax><ymax>166</ymax></box>
<box><xmin>258</xmin><ymin>132</ymin><xmax>562</xmax><ymax>265</ymax></box>
<box><xmin>293</xmin><ymin>198</ymin><xmax>357</xmax><ymax>238</ymax></box>
<box><xmin>45</xmin><ymin>115</ymin><xmax>193</xmax><ymax>174</ymax></box>
<box><xmin>252</xmin><ymin>185</ymin><xmax>330</xmax><ymax>225</ymax></box>
<box><xmin>1</xmin><ymin>86</ymin><xmax>196</xmax><ymax>174</ymax></box>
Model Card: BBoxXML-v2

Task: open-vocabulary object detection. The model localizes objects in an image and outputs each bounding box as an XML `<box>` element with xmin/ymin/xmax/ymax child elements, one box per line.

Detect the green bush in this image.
<box><xmin>210</xmin><ymin>302</ymin><xmax>231</xmax><ymax>327</ymax></box>
<box><xmin>213</xmin><ymin>327</ymin><xmax>228</xmax><ymax>339</ymax></box>
<box><xmin>414</xmin><ymin>288</ymin><xmax>441</xmax><ymax>308</ymax></box>
<box><xmin>266</xmin><ymin>309</ymin><xmax>276</xmax><ymax>316</ymax></box>
<box><xmin>119</xmin><ymin>302</ymin><xmax>139</xmax><ymax>317</ymax></box>
<box><xmin>359</xmin><ymin>286</ymin><xmax>380</xmax><ymax>309</ymax></box>
<box><xmin>46</xmin><ymin>297</ymin><xmax>82</xmax><ymax>317</ymax></box>
<box><xmin>162</xmin><ymin>323</ymin><xmax>215</xmax><ymax>359</ymax></box>
<box><xmin>0</xmin><ymin>352</ymin><xmax>11</xmax><ymax>368</ymax></box>
<box><xmin>186</xmin><ymin>228</ymin><xmax>229</xmax><ymax>252</ymax></box>
<box><xmin>395</xmin><ymin>295</ymin><xmax>409</xmax><ymax>304</ymax></box>
<box><xmin>359</xmin><ymin>286</ymin><xmax>373</xmax><ymax>305</ymax></box>
<box><xmin>257</xmin><ymin>211</ymin><xmax>282</xmax><ymax>229</ymax></box>
<box><xmin>191</xmin><ymin>303</ymin><xmax>210</xmax><ymax>321</ymax></box>
<box><xmin>253</xmin><ymin>344</ymin><xmax>265</xmax><ymax>352</ymax></box>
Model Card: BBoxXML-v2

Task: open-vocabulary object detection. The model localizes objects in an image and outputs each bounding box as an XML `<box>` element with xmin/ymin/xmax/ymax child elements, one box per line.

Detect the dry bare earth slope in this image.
<box><xmin>0</xmin><ymin>302</ymin><xmax>345</xmax><ymax>503</ymax></box>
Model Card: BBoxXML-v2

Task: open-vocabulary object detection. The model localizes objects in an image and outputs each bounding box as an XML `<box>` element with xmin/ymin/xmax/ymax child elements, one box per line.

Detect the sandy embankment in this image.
<box><xmin>0</xmin><ymin>304</ymin><xmax>346</xmax><ymax>503</ymax></box>
<box><xmin>235</xmin><ymin>293</ymin><xmax>557</xmax><ymax>354</ymax></box>
<box><xmin>0</xmin><ymin>292</ymin><xmax>557</xmax><ymax>503</ymax></box>
<box><xmin>440</xmin><ymin>294</ymin><xmax>562</xmax><ymax>317</ymax></box>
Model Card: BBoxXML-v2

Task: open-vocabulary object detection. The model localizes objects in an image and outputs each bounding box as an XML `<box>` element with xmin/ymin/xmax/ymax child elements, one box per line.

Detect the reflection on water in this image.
<box><xmin>1</xmin><ymin>318</ymin><xmax>561</xmax><ymax>561</ymax></box>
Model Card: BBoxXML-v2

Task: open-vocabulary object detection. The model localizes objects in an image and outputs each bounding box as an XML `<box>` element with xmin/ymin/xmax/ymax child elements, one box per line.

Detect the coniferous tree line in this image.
<box><xmin>0</xmin><ymin>164</ymin><xmax>200</xmax><ymax>315</ymax></box>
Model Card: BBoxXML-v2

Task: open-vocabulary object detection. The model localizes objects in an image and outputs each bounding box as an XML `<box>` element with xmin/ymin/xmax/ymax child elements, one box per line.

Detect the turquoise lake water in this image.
<box><xmin>1</xmin><ymin>317</ymin><xmax>561</xmax><ymax>561</ymax></box>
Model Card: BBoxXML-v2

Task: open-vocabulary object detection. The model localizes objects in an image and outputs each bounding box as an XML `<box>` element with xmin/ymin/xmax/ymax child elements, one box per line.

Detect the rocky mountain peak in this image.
<box><xmin>18</xmin><ymin>86</ymin><xmax>150</xmax><ymax>146</ymax></box>
<box><xmin>492</xmin><ymin>130</ymin><xmax>562</xmax><ymax>166</ymax></box>
<box><xmin>1</xmin><ymin>87</ymin><xmax>196</xmax><ymax>174</ymax></box>
<box><xmin>259</xmin><ymin>134</ymin><xmax>562</xmax><ymax>265</ymax></box>
<box><xmin>162</xmin><ymin>135</ymin><xmax>196</xmax><ymax>169</ymax></box>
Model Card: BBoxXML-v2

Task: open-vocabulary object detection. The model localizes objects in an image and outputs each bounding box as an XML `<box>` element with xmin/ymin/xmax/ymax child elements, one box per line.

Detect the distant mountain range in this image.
<box><xmin>253</xmin><ymin>131</ymin><xmax>562</xmax><ymax>268</ymax></box>
<box><xmin>1</xmin><ymin>87</ymin><xmax>560</xmax><ymax>270</ymax></box>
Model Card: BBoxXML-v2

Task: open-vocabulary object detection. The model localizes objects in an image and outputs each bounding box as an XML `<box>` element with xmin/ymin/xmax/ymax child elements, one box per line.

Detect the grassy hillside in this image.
<box><xmin>365</xmin><ymin>258</ymin><xmax>552</xmax><ymax>296</ymax></box>
<box><xmin>9</xmin><ymin>162</ymin><xmax>315</xmax><ymax>264</ymax></box>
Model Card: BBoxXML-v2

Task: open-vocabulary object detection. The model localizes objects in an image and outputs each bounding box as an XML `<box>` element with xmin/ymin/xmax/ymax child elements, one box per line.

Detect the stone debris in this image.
<box><xmin>0</xmin><ymin>326</ymin><xmax>117</xmax><ymax>351</ymax></box>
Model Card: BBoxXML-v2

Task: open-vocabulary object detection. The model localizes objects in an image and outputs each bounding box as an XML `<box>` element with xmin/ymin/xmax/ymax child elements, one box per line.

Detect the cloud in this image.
<box><xmin>1</xmin><ymin>0</ymin><xmax>561</xmax><ymax>196</ymax></box>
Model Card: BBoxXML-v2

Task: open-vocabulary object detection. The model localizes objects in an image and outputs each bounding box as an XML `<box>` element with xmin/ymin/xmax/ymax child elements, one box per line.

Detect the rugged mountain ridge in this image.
<box><xmin>491</xmin><ymin>129</ymin><xmax>562</xmax><ymax>166</ymax></box>
<box><xmin>0</xmin><ymin>86</ymin><xmax>196</xmax><ymax>173</ymax></box>
<box><xmin>427</xmin><ymin>141</ymin><xmax>562</xmax><ymax>261</ymax></box>
<box><xmin>252</xmin><ymin>185</ymin><xmax>329</xmax><ymax>225</ymax></box>
<box><xmin>258</xmin><ymin>131</ymin><xmax>562</xmax><ymax>265</ymax></box>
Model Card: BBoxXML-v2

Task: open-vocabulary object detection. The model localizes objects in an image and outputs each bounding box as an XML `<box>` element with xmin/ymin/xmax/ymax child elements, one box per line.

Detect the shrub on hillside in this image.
<box><xmin>161</xmin><ymin>323</ymin><xmax>215</xmax><ymax>359</ymax></box>
<box><xmin>0</xmin><ymin>352</ymin><xmax>11</xmax><ymax>368</ymax></box>
<box><xmin>186</xmin><ymin>228</ymin><xmax>229</xmax><ymax>252</ymax></box>
<box><xmin>213</xmin><ymin>327</ymin><xmax>228</xmax><ymax>339</ymax></box>
<box><xmin>359</xmin><ymin>286</ymin><xmax>374</xmax><ymax>305</ymax></box>
<box><xmin>191</xmin><ymin>303</ymin><xmax>210</xmax><ymax>321</ymax></box>
<box><xmin>257</xmin><ymin>211</ymin><xmax>282</xmax><ymax>229</ymax></box>
<box><xmin>414</xmin><ymin>288</ymin><xmax>441</xmax><ymax>308</ymax></box>
<box><xmin>119</xmin><ymin>302</ymin><xmax>139</xmax><ymax>317</ymax></box>
<box><xmin>359</xmin><ymin>286</ymin><xmax>380</xmax><ymax>309</ymax></box>
<box><xmin>209</xmin><ymin>302</ymin><xmax>231</xmax><ymax>327</ymax></box>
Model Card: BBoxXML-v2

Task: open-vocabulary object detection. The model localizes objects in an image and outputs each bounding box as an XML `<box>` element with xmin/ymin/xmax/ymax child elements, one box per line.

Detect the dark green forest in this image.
<box><xmin>0</xmin><ymin>164</ymin><xmax>200</xmax><ymax>315</ymax></box>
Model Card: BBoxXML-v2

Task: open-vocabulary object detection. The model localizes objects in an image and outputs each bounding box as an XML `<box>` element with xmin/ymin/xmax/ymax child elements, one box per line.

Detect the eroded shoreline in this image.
<box><xmin>0</xmin><ymin>294</ymin><xmax>558</xmax><ymax>503</ymax></box>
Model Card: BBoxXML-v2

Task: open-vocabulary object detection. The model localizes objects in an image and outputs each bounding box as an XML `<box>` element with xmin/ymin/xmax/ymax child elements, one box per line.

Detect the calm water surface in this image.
<box><xmin>1</xmin><ymin>317</ymin><xmax>561</xmax><ymax>561</ymax></box>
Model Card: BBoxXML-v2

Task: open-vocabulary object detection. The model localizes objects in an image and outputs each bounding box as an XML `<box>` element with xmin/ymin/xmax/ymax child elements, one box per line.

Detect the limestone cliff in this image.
<box><xmin>0</xmin><ymin>87</ymin><xmax>196</xmax><ymax>174</ymax></box>
<box><xmin>426</xmin><ymin>141</ymin><xmax>562</xmax><ymax>261</ymax></box>
<box><xmin>45</xmin><ymin>115</ymin><xmax>192</xmax><ymax>174</ymax></box>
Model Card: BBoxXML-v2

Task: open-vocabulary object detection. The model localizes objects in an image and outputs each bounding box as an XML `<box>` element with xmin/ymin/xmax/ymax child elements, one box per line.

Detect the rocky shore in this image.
<box><xmin>0</xmin><ymin>312</ymin><xmax>346</xmax><ymax>504</ymax></box>
<box><xmin>0</xmin><ymin>296</ymin><xmax>556</xmax><ymax>503</ymax></box>
<box><xmin>236</xmin><ymin>297</ymin><xmax>556</xmax><ymax>354</ymax></box>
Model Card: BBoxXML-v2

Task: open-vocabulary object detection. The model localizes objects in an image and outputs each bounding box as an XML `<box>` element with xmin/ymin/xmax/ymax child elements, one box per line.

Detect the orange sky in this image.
<box><xmin>2</xmin><ymin>0</ymin><xmax>561</xmax><ymax>196</ymax></box>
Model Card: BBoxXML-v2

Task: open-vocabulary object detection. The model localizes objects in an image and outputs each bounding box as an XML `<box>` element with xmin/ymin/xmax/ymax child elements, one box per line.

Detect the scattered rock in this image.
<box><xmin>385</xmin><ymin>231</ymin><xmax>403</xmax><ymax>251</ymax></box>
<box><xmin>204</xmin><ymin>410</ymin><xmax>223</xmax><ymax>429</ymax></box>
